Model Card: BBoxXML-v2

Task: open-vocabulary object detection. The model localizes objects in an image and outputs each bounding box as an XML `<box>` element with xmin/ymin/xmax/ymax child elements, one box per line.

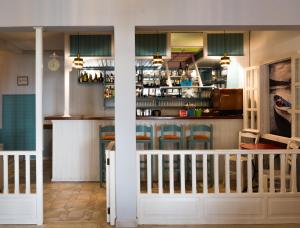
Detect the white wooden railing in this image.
<box><xmin>0</xmin><ymin>151</ymin><xmax>36</xmax><ymax>195</ymax></box>
<box><xmin>137</xmin><ymin>149</ymin><xmax>299</xmax><ymax>194</ymax></box>
<box><xmin>136</xmin><ymin>149</ymin><xmax>300</xmax><ymax>224</ymax></box>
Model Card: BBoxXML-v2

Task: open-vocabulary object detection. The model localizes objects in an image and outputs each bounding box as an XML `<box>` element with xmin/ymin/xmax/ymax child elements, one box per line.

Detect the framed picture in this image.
<box><xmin>17</xmin><ymin>76</ymin><xmax>28</xmax><ymax>86</ymax></box>
<box><xmin>269</xmin><ymin>59</ymin><xmax>291</xmax><ymax>137</ymax></box>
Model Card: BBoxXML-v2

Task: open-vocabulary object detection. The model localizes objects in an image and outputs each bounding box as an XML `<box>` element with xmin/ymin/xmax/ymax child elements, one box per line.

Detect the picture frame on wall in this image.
<box><xmin>269</xmin><ymin>58</ymin><xmax>292</xmax><ymax>138</ymax></box>
<box><xmin>17</xmin><ymin>76</ymin><xmax>28</xmax><ymax>86</ymax></box>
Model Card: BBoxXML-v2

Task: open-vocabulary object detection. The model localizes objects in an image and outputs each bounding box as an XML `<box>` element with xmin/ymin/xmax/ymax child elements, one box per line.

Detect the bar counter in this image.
<box><xmin>47</xmin><ymin>114</ymin><xmax>243</xmax><ymax>182</ymax></box>
<box><xmin>45</xmin><ymin>114</ymin><xmax>243</xmax><ymax>121</ymax></box>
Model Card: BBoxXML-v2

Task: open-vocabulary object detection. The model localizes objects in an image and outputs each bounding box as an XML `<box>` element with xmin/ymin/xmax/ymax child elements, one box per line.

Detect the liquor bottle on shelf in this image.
<box><xmin>137</xmin><ymin>73</ymin><xmax>143</xmax><ymax>82</ymax></box>
<box><xmin>83</xmin><ymin>71</ymin><xmax>88</xmax><ymax>82</ymax></box>
<box><xmin>88</xmin><ymin>74</ymin><xmax>93</xmax><ymax>82</ymax></box>
<box><xmin>94</xmin><ymin>73</ymin><xmax>98</xmax><ymax>83</ymax></box>
<box><xmin>78</xmin><ymin>71</ymin><xmax>84</xmax><ymax>83</ymax></box>
<box><xmin>99</xmin><ymin>72</ymin><xmax>104</xmax><ymax>83</ymax></box>
<box><xmin>110</xmin><ymin>73</ymin><xmax>115</xmax><ymax>83</ymax></box>
<box><xmin>105</xmin><ymin>74</ymin><xmax>109</xmax><ymax>83</ymax></box>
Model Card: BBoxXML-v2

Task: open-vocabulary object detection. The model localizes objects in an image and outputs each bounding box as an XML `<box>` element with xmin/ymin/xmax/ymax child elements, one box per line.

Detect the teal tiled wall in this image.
<box><xmin>70</xmin><ymin>35</ymin><xmax>112</xmax><ymax>57</ymax></box>
<box><xmin>207</xmin><ymin>33</ymin><xmax>244</xmax><ymax>56</ymax></box>
<box><xmin>0</xmin><ymin>128</ymin><xmax>3</xmax><ymax>144</ymax></box>
<box><xmin>135</xmin><ymin>34</ymin><xmax>167</xmax><ymax>56</ymax></box>
<box><xmin>2</xmin><ymin>94</ymin><xmax>36</xmax><ymax>150</ymax></box>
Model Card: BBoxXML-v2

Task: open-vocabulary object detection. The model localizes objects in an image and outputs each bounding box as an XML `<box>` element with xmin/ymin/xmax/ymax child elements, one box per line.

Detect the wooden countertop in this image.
<box><xmin>45</xmin><ymin>114</ymin><xmax>243</xmax><ymax>121</ymax></box>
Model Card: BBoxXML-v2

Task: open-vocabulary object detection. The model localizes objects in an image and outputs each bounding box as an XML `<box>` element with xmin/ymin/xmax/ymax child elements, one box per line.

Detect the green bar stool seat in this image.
<box><xmin>99</xmin><ymin>125</ymin><xmax>115</xmax><ymax>186</ymax></box>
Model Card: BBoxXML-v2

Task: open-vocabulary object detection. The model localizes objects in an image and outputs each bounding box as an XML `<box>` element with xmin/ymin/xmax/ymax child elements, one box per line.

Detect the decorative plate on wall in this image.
<box><xmin>48</xmin><ymin>52</ymin><xmax>60</xmax><ymax>71</ymax></box>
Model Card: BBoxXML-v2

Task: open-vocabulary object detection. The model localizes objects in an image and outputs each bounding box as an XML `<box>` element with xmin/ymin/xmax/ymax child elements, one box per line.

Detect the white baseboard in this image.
<box><xmin>116</xmin><ymin>218</ymin><xmax>138</xmax><ymax>227</ymax></box>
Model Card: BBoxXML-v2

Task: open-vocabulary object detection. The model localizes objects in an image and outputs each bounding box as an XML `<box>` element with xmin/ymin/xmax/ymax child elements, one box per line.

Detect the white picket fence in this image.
<box><xmin>0</xmin><ymin>151</ymin><xmax>38</xmax><ymax>224</ymax></box>
<box><xmin>136</xmin><ymin>149</ymin><xmax>300</xmax><ymax>224</ymax></box>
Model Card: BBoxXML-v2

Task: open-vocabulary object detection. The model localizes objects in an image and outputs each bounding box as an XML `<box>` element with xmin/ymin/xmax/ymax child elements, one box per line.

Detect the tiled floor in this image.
<box><xmin>1</xmin><ymin>160</ymin><xmax>300</xmax><ymax>228</ymax></box>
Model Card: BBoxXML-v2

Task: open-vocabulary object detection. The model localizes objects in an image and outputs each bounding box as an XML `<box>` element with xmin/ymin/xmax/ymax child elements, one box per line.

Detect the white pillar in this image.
<box><xmin>114</xmin><ymin>25</ymin><xmax>137</xmax><ymax>227</ymax></box>
<box><xmin>34</xmin><ymin>26</ymin><xmax>44</xmax><ymax>225</ymax></box>
<box><xmin>64</xmin><ymin>34</ymin><xmax>72</xmax><ymax>117</ymax></box>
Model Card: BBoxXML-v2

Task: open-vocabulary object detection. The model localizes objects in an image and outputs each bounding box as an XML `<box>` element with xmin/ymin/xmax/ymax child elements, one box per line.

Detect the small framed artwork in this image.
<box><xmin>17</xmin><ymin>76</ymin><xmax>28</xmax><ymax>86</ymax></box>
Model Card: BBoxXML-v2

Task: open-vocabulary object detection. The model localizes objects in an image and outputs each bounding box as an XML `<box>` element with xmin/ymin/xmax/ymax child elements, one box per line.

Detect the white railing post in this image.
<box><xmin>203</xmin><ymin>153</ymin><xmax>208</xmax><ymax>194</ymax></box>
<box><xmin>192</xmin><ymin>152</ymin><xmax>197</xmax><ymax>194</ymax></box>
<box><xmin>180</xmin><ymin>154</ymin><xmax>185</xmax><ymax>194</ymax></box>
<box><xmin>291</xmin><ymin>153</ymin><xmax>297</xmax><ymax>193</ymax></box>
<box><xmin>258</xmin><ymin>153</ymin><xmax>264</xmax><ymax>193</ymax></box>
<box><xmin>247</xmin><ymin>153</ymin><xmax>252</xmax><ymax>193</ymax></box>
<box><xmin>147</xmin><ymin>154</ymin><xmax>152</xmax><ymax>194</ymax></box>
<box><xmin>25</xmin><ymin>154</ymin><xmax>31</xmax><ymax>194</ymax></box>
<box><xmin>158</xmin><ymin>153</ymin><xmax>163</xmax><ymax>194</ymax></box>
<box><xmin>14</xmin><ymin>155</ymin><xmax>19</xmax><ymax>194</ymax></box>
<box><xmin>280</xmin><ymin>154</ymin><xmax>286</xmax><ymax>193</ymax></box>
<box><xmin>225</xmin><ymin>153</ymin><xmax>230</xmax><ymax>193</ymax></box>
<box><xmin>169</xmin><ymin>154</ymin><xmax>174</xmax><ymax>194</ymax></box>
<box><xmin>269</xmin><ymin>154</ymin><xmax>275</xmax><ymax>193</ymax></box>
<box><xmin>236</xmin><ymin>153</ymin><xmax>242</xmax><ymax>193</ymax></box>
<box><xmin>3</xmin><ymin>154</ymin><xmax>8</xmax><ymax>194</ymax></box>
<box><xmin>214</xmin><ymin>154</ymin><xmax>219</xmax><ymax>193</ymax></box>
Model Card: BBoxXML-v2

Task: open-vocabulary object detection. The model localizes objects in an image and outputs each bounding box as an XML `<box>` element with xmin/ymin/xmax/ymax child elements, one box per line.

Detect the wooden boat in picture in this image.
<box><xmin>273</xmin><ymin>95</ymin><xmax>291</xmax><ymax>136</ymax></box>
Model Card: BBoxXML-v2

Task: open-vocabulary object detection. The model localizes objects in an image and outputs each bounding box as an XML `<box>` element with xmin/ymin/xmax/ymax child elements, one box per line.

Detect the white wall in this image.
<box><xmin>0</xmin><ymin>51</ymin><xmax>35</xmax><ymax>128</ymax></box>
<box><xmin>0</xmin><ymin>50</ymin><xmax>112</xmax><ymax>127</ymax></box>
<box><xmin>0</xmin><ymin>51</ymin><xmax>63</xmax><ymax>126</ymax></box>
<box><xmin>251</xmin><ymin>31</ymin><xmax>300</xmax><ymax>66</ymax></box>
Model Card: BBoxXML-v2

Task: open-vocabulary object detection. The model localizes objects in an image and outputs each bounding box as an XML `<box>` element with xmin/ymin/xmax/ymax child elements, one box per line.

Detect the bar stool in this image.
<box><xmin>159</xmin><ymin>124</ymin><xmax>183</xmax><ymax>182</ymax></box>
<box><xmin>136</xmin><ymin>125</ymin><xmax>154</xmax><ymax>181</ymax></box>
<box><xmin>159</xmin><ymin>124</ymin><xmax>183</xmax><ymax>150</ymax></box>
<box><xmin>187</xmin><ymin>124</ymin><xmax>213</xmax><ymax>186</ymax></box>
<box><xmin>187</xmin><ymin>124</ymin><xmax>213</xmax><ymax>149</ymax></box>
<box><xmin>99</xmin><ymin>125</ymin><xmax>115</xmax><ymax>186</ymax></box>
<box><xmin>136</xmin><ymin>125</ymin><xmax>153</xmax><ymax>149</ymax></box>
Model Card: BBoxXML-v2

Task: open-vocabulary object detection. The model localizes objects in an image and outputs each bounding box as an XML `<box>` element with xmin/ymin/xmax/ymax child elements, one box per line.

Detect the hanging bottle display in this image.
<box><xmin>77</xmin><ymin>68</ymin><xmax>114</xmax><ymax>84</ymax></box>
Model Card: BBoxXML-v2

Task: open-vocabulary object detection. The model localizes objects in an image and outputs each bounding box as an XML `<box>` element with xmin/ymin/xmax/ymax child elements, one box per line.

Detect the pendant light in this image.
<box><xmin>220</xmin><ymin>30</ymin><xmax>231</xmax><ymax>68</ymax></box>
<box><xmin>152</xmin><ymin>32</ymin><xmax>164</xmax><ymax>67</ymax></box>
<box><xmin>73</xmin><ymin>33</ymin><xmax>84</xmax><ymax>69</ymax></box>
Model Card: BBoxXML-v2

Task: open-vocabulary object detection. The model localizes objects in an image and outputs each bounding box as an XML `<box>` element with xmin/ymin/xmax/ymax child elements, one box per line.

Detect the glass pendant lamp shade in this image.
<box><xmin>73</xmin><ymin>53</ymin><xmax>84</xmax><ymax>69</ymax></box>
<box><xmin>73</xmin><ymin>33</ymin><xmax>84</xmax><ymax>69</ymax></box>
<box><xmin>220</xmin><ymin>52</ymin><xmax>231</xmax><ymax>68</ymax></box>
<box><xmin>220</xmin><ymin>31</ymin><xmax>231</xmax><ymax>68</ymax></box>
<box><xmin>152</xmin><ymin>52</ymin><xmax>164</xmax><ymax>66</ymax></box>
<box><xmin>152</xmin><ymin>33</ymin><xmax>164</xmax><ymax>67</ymax></box>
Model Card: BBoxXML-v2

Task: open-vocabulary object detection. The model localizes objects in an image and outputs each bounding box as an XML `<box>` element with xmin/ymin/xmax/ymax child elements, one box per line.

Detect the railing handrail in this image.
<box><xmin>0</xmin><ymin>151</ymin><xmax>36</xmax><ymax>156</ymax></box>
<box><xmin>137</xmin><ymin>149</ymin><xmax>300</xmax><ymax>155</ymax></box>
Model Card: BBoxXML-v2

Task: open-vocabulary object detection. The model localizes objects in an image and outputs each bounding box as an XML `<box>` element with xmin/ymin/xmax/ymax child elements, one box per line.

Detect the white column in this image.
<box><xmin>34</xmin><ymin>26</ymin><xmax>44</xmax><ymax>225</ymax></box>
<box><xmin>64</xmin><ymin>34</ymin><xmax>72</xmax><ymax>117</ymax></box>
<box><xmin>114</xmin><ymin>25</ymin><xmax>137</xmax><ymax>227</ymax></box>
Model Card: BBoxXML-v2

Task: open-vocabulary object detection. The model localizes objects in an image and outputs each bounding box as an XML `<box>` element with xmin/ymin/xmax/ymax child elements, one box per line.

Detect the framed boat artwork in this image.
<box><xmin>269</xmin><ymin>58</ymin><xmax>292</xmax><ymax>137</ymax></box>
